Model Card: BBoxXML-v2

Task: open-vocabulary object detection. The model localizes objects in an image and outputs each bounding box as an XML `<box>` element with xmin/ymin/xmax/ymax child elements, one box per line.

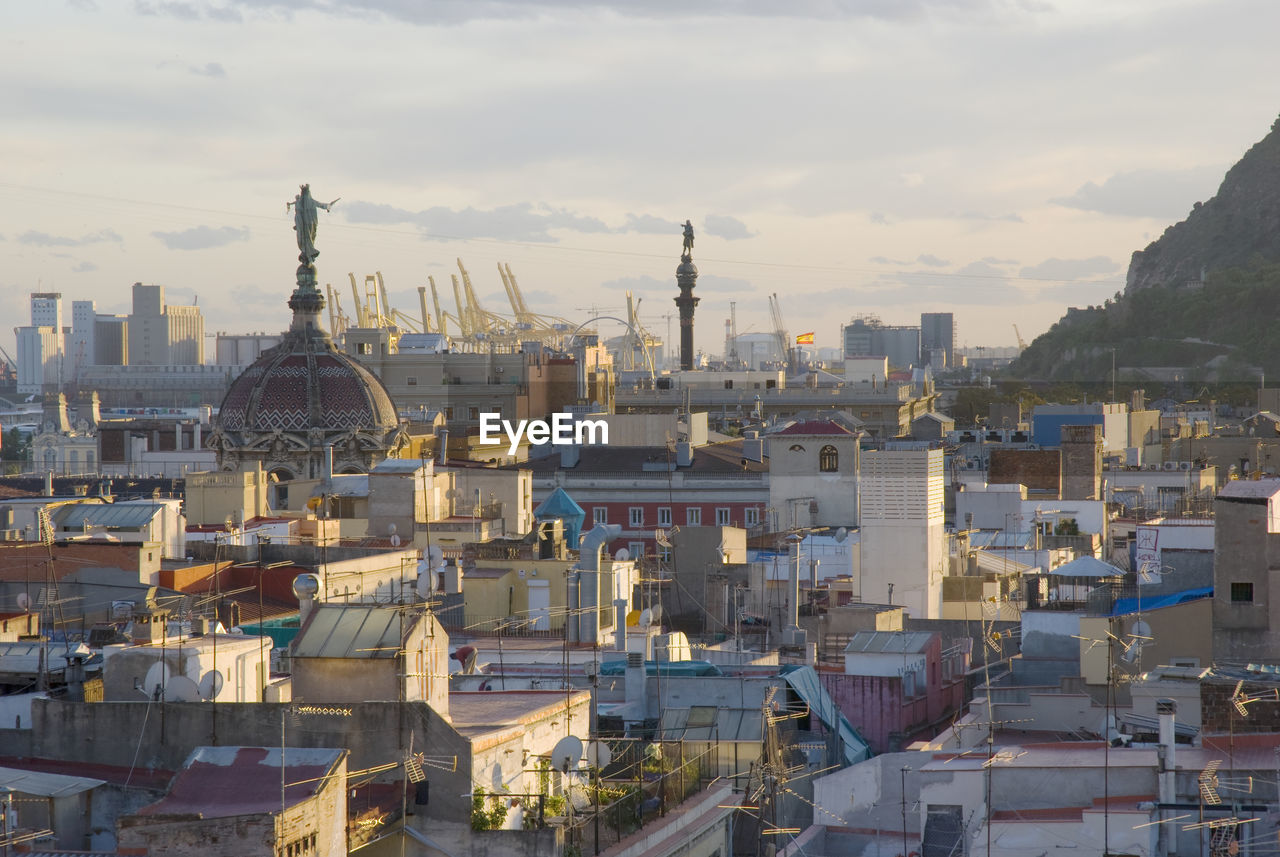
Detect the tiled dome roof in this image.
<box><xmin>217</xmin><ymin>340</ymin><xmax>399</xmax><ymax>435</ymax></box>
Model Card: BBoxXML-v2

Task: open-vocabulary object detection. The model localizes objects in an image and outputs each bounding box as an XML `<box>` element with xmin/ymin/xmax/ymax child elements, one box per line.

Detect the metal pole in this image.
<box><xmin>901</xmin><ymin>765</ymin><xmax>911</xmax><ymax>857</ymax></box>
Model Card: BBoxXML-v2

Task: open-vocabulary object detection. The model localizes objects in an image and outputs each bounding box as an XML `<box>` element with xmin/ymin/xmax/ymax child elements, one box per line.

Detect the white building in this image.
<box><xmin>69</xmin><ymin>299</ymin><xmax>96</xmax><ymax>376</ymax></box>
<box><xmin>766</xmin><ymin>416</ymin><xmax>861</xmax><ymax>530</ymax></box>
<box><xmin>859</xmin><ymin>445</ymin><xmax>945</xmax><ymax>617</ymax></box>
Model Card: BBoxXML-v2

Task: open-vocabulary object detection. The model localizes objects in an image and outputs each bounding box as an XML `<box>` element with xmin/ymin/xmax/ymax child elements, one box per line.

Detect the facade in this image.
<box><xmin>290</xmin><ymin>603</ymin><xmax>451</xmax><ymax>713</ymax></box>
<box><xmin>766</xmin><ymin>417</ymin><xmax>861</xmax><ymax>529</ymax></box>
<box><xmin>93</xmin><ymin>313</ymin><xmax>128</xmax><ymax>365</ymax></box>
<box><xmin>69</xmin><ymin>299</ymin><xmax>96</xmax><ymax>377</ymax></box>
<box><xmin>1212</xmin><ymin>478</ymin><xmax>1280</xmax><ymax>663</ymax></box>
<box><xmin>841</xmin><ymin>316</ymin><xmax>922</xmax><ymax>370</ymax></box>
<box><xmin>118</xmin><ymin>746</ymin><xmax>348</xmax><ymax>857</ymax></box>
<box><xmin>128</xmin><ymin>283</ymin><xmax>206</xmax><ymax>366</ymax></box>
<box><xmin>215</xmin><ymin>332</ymin><xmax>283</xmax><ymax>367</ymax></box>
<box><xmin>522</xmin><ymin>439</ymin><xmax>768</xmax><ymax>557</ymax></box>
<box><xmin>16</xmin><ymin>325</ymin><xmax>62</xmax><ymax>395</ymax></box>
<box><xmin>859</xmin><ymin>446</ymin><xmax>946</xmax><ymax>617</ymax></box>
<box><xmin>820</xmin><ymin>630</ymin><xmax>969</xmax><ymax>753</ymax></box>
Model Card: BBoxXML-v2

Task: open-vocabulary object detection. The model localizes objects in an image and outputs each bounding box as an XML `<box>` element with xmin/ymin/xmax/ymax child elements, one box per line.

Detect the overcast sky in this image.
<box><xmin>3</xmin><ymin>0</ymin><xmax>1278</xmax><ymax>364</ymax></box>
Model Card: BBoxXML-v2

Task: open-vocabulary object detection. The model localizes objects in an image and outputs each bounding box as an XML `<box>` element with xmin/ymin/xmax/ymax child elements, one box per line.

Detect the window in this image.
<box><xmin>744</xmin><ymin>507</ymin><xmax>759</xmax><ymax>527</ymax></box>
<box><xmin>594</xmin><ymin>507</ymin><xmax>608</xmax><ymax>524</ymax></box>
<box><xmin>469</xmin><ymin>407</ymin><xmax>480</xmax><ymax>420</ymax></box>
<box><xmin>715</xmin><ymin>507</ymin><xmax>731</xmax><ymax>526</ymax></box>
<box><xmin>686</xmin><ymin>508</ymin><xmax>702</xmax><ymax>526</ymax></box>
<box><xmin>658</xmin><ymin>545</ymin><xmax>671</xmax><ymax>563</ymax></box>
<box><xmin>819</xmin><ymin>445</ymin><xmax>839</xmax><ymax>472</ymax></box>
<box><xmin>1231</xmin><ymin>582</ymin><xmax>1254</xmax><ymax>603</ymax></box>
<box><xmin>406</xmin><ymin>376</ymin><xmax>417</xmax><ymax>386</ymax></box>
<box><xmin>658</xmin><ymin>507</ymin><xmax>672</xmax><ymax>527</ymax></box>
<box><xmin>628</xmin><ymin>541</ymin><xmax>645</xmax><ymax>559</ymax></box>
<box><xmin>357</xmin><ymin>342</ymin><xmax>372</xmax><ymax>355</ymax></box>
<box><xmin>629</xmin><ymin>507</ymin><xmax>644</xmax><ymax>527</ymax></box>
<box><xmin>443</xmin><ymin>407</ymin><xmax>453</xmax><ymax>420</ymax></box>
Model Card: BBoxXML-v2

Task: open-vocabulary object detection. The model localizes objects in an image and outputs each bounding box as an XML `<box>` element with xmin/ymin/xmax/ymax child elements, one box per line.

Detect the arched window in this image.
<box><xmin>819</xmin><ymin>445</ymin><xmax>839</xmax><ymax>473</ymax></box>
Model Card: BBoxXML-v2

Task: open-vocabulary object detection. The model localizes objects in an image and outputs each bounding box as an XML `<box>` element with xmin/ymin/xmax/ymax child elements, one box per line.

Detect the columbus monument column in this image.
<box><xmin>674</xmin><ymin>219</ymin><xmax>700</xmax><ymax>371</ymax></box>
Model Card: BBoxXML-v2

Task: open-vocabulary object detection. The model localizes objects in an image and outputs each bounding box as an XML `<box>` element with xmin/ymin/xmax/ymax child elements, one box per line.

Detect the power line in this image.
<box><xmin>0</xmin><ymin>181</ymin><xmax>1126</xmax><ymax>288</ymax></box>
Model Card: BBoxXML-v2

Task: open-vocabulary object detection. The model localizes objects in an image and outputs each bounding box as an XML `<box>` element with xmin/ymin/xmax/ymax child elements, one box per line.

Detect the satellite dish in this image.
<box><xmin>143</xmin><ymin>662</ymin><xmax>172</xmax><ymax>698</ymax></box>
<box><xmin>649</xmin><ymin>604</ymin><xmax>663</xmax><ymax>625</ymax></box>
<box><xmin>1131</xmin><ymin>619</ymin><xmax>1153</xmax><ymax>640</ymax></box>
<box><xmin>638</xmin><ymin>608</ymin><xmax>653</xmax><ymax>629</ymax></box>
<box><xmin>587</xmin><ymin>740</ymin><xmax>612</xmax><ymax>769</ymax></box>
<box><xmin>390</xmin><ymin>534</ymin><xmax>401</xmax><ymax>547</ymax></box>
<box><xmin>551</xmin><ymin>735</ymin><xmax>584</xmax><ymax>774</ymax></box>
<box><xmin>615</xmin><ymin>548</ymin><xmax>630</xmax><ymax>562</ymax></box>
<box><xmin>834</xmin><ymin>527</ymin><xmax>849</xmax><ymax>543</ymax></box>
<box><xmin>715</xmin><ymin>542</ymin><xmax>727</xmax><ymax>563</ymax></box>
<box><xmin>198</xmin><ymin>669</ymin><xmax>224</xmax><ymax>701</ymax></box>
<box><xmin>15</xmin><ymin>593</ymin><xmax>30</xmax><ymax>612</ymax></box>
<box><xmin>427</xmin><ymin>544</ymin><xmax>444</xmax><ymax>565</ymax></box>
<box><xmin>163</xmin><ymin>675</ymin><xmax>200</xmax><ymax>702</ymax></box>
<box><xmin>416</xmin><ymin>566</ymin><xmax>437</xmax><ymax>600</ymax></box>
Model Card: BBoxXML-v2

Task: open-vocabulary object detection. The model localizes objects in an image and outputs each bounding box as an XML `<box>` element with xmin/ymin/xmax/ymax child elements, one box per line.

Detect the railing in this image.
<box><xmin>559</xmin><ymin>742</ymin><xmax>716</xmax><ymax>856</ymax></box>
<box><xmin>441</xmin><ymin>612</ymin><xmax>564</xmax><ymax>636</ymax></box>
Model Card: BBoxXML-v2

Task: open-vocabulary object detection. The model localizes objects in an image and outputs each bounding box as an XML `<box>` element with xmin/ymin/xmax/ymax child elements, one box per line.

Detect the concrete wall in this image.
<box><xmin>989</xmin><ymin>449</ymin><xmax>1060</xmax><ymax>493</ymax></box>
<box><xmin>1213</xmin><ymin>493</ymin><xmax>1280</xmax><ymax>663</ymax></box>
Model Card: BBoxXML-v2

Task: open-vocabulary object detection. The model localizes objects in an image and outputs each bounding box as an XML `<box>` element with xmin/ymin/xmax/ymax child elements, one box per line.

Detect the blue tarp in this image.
<box><xmin>1111</xmin><ymin>586</ymin><xmax>1213</xmax><ymax>616</ymax></box>
<box><xmin>780</xmin><ymin>664</ymin><xmax>872</xmax><ymax>765</ymax></box>
<box><xmin>598</xmin><ymin>659</ymin><xmax>723</xmax><ymax>677</ymax></box>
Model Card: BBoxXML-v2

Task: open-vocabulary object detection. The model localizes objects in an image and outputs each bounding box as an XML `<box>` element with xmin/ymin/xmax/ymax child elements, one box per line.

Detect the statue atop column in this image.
<box><xmin>681</xmin><ymin>220</ymin><xmax>695</xmax><ymax>261</ymax></box>
<box><xmin>287</xmin><ymin>184</ymin><xmax>339</xmax><ymax>266</ymax></box>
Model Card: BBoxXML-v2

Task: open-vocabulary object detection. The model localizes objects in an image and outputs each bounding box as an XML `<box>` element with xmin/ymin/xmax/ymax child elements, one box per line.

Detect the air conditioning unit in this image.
<box><xmin>1147</xmin><ymin>464</ymin><xmax>1161</xmax><ymax>471</ymax></box>
<box><xmin>1164</xmin><ymin>462</ymin><xmax>1178</xmax><ymax>471</ymax></box>
<box><xmin>1180</xmin><ymin>462</ymin><xmax>1192</xmax><ymax>471</ymax></box>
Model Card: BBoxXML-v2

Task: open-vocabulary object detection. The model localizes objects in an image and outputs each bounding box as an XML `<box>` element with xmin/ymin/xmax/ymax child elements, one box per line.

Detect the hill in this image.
<box><xmin>1012</xmin><ymin>114</ymin><xmax>1280</xmax><ymax>381</ymax></box>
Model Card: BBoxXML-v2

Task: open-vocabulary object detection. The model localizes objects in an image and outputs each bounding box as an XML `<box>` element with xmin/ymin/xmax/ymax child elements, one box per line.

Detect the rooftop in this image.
<box><xmin>133</xmin><ymin>746</ymin><xmax>344</xmax><ymax>819</ymax></box>
<box><xmin>843</xmin><ymin>631</ymin><xmax>934</xmax><ymax>655</ymax></box>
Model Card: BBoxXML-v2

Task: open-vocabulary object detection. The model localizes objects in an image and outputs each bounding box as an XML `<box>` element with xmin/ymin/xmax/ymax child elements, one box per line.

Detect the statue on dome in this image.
<box><xmin>287</xmin><ymin>184</ymin><xmax>339</xmax><ymax>264</ymax></box>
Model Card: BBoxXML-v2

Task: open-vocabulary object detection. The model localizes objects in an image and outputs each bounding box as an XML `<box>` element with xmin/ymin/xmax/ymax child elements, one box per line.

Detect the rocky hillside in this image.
<box><xmin>1126</xmin><ymin>115</ymin><xmax>1280</xmax><ymax>293</ymax></box>
<box><xmin>1011</xmin><ymin>114</ymin><xmax>1280</xmax><ymax>381</ymax></box>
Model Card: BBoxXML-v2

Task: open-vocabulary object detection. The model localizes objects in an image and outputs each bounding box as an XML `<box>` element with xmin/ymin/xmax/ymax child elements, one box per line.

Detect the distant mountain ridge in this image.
<box><xmin>1126</xmin><ymin>115</ymin><xmax>1280</xmax><ymax>293</ymax></box>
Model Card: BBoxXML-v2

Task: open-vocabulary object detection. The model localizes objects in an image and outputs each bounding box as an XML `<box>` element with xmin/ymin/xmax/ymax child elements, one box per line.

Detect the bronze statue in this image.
<box><xmin>287</xmin><ymin>184</ymin><xmax>339</xmax><ymax>264</ymax></box>
<box><xmin>682</xmin><ymin>220</ymin><xmax>695</xmax><ymax>258</ymax></box>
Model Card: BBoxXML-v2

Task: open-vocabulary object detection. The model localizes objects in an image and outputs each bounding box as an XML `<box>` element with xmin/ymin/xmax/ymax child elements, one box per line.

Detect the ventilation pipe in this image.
<box><xmin>625</xmin><ymin>651</ymin><xmax>647</xmax><ymax>719</ymax></box>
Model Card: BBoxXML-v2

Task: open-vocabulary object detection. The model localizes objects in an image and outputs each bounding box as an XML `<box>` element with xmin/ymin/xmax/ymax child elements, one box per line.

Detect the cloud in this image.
<box><xmin>601</xmin><ymin>272</ymin><xmax>753</xmax><ymax>295</ymax></box>
<box><xmin>619</xmin><ymin>213</ymin><xmax>677</xmax><ymax>235</ymax></box>
<box><xmin>954</xmin><ymin>211</ymin><xmax>1023</xmax><ymax>223</ymax></box>
<box><xmin>18</xmin><ymin>229</ymin><xmax>122</xmax><ymax>247</ymax></box>
<box><xmin>343</xmin><ymin>200</ymin><xmax>609</xmax><ymax>242</ymax></box>
<box><xmin>1018</xmin><ymin>256</ymin><xmax>1119</xmax><ymax>281</ymax></box>
<box><xmin>869</xmin><ymin>256</ymin><xmax>911</xmax><ymax>266</ymax></box>
<box><xmin>72</xmin><ymin>261</ymin><xmax>98</xmax><ymax>273</ymax></box>
<box><xmin>956</xmin><ymin>260</ymin><xmax>1010</xmax><ymax>277</ymax></box>
<box><xmin>1051</xmin><ymin>167</ymin><xmax>1224</xmax><ymax>219</ymax></box>
<box><xmin>982</xmin><ymin>256</ymin><xmax>1019</xmax><ymax>266</ymax></box>
<box><xmin>869</xmin><ymin>212</ymin><xmax>889</xmax><ymax>225</ymax></box>
<box><xmin>148</xmin><ymin>0</ymin><xmax>1015</xmax><ymax>26</ymax></box>
<box><xmin>703</xmin><ymin>214</ymin><xmax>756</xmax><ymax>241</ymax></box>
<box><xmin>151</xmin><ymin>225</ymin><xmax>251</xmax><ymax>250</ymax></box>
<box><xmin>916</xmin><ymin>253</ymin><xmax>949</xmax><ymax>267</ymax></box>
<box><xmin>190</xmin><ymin>61</ymin><xmax>226</xmax><ymax>77</ymax></box>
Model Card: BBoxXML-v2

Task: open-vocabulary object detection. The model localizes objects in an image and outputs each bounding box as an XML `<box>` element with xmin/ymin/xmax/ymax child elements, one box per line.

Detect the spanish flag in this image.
<box><xmin>795</xmin><ymin>332</ymin><xmax>815</xmax><ymax>345</ymax></box>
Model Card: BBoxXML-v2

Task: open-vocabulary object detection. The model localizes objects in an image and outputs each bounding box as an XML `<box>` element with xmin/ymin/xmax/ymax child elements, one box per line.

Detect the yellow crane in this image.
<box><xmin>1013</xmin><ymin>324</ymin><xmax>1028</xmax><ymax>351</ymax></box>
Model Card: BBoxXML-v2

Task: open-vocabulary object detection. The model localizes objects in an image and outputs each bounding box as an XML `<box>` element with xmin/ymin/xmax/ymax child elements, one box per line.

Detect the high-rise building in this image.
<box><xmin>841</xmin><ymin>316</ymin><xmax>921</xmax><ymax>370</ymax></box>
<box><xmin>16</xmin><ymin>293</ymin><xmax>66</xmax><ymax>394</ymax></box>
<box><xmin>70</xmin><ymin>299</ymin><xmax>97</xmax><ymax>379</ymax></box>
<box><xmin>127</xmin><ymin>283</ymin><xmax>205</xmax><ymax>365</ymax></box>
<box><xmin>859</xmin><ymin>445</ymin><xmax>946</xmax><ymax>618</ymax></box>
<box><xmin>94</xmin><ymin>315</ymin><xmax>128</xmax><ymax>365</ymax></box>
<box><xmin>920</xmin><ymin>312</ymin><xmax>955</xmax><ymax>369</ymax></box>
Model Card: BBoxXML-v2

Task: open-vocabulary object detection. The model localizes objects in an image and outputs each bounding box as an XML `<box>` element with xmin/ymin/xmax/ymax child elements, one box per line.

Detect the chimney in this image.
<box><xmin>625</xmin><ymin>651</ymin><xmax>647</xmax><ymax>718</ymax></box>
<box><xmin>676</xmin><ymin>442</ymin><xmax>693</xmax><ymax>467</ymax></box>
<box><xmin>560</xmin><ymin>443</ymin><xmax>580</xmax><ymax>469</ymax></box>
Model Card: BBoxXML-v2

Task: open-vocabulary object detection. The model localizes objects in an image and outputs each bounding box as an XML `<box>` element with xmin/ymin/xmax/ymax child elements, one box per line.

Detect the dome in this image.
<box><xmin>209</xmin><ymin>192</ymin><xmax>406</xmax><ymax>478</ymax></box>
<box><xmin>218</xmin><ymin>341</ymin><xmax>399</xmax><ymax>435</ymax></box>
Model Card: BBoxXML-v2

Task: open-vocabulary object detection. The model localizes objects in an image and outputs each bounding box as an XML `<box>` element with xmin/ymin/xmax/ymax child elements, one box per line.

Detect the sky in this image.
<box><xmin>4</xmin><ymin>0</ymin><xmax>1280</xmax><ymax>365</ymax></box>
